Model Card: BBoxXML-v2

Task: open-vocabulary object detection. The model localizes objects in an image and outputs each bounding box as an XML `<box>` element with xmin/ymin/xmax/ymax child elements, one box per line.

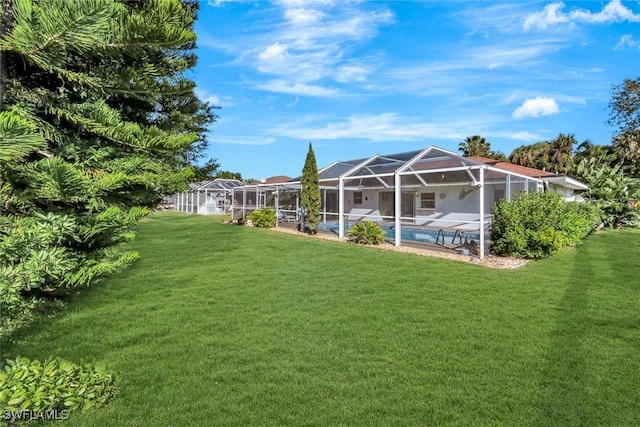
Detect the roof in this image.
<box><xmin>246</xmin><ymin>175</ymin><xmax>293</xmax><ymax>185</ymax></box>
<box><xmin>467</xmin><ymin>156</ymin><xmax>500</xmax><ymax>164</ymax></box>
<box><xmin>468</xmin><ymin>156</ymin><xmax>557</xmax><ymax>178</ymax></box>
<box><xmin>188</xmin><ymin>179</ymin><xmax>244</xmax><ymax>190</ymax></box>
<box><xmin>543</xmin><ymin>175</ymin><xmax>589</xmax><ymax>190</ymax></box>
<box><xmin>264</xmin><ymin>175</ymin><xmax>292</xmax><ymax>184</ymax></box>
<box><xmin>235</xmin><ymin>147</ymin><xmax>586</xmax><ymax>191</ymax></box>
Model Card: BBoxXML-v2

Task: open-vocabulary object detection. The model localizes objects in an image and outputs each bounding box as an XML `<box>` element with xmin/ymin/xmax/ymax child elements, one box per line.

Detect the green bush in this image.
<box><xmin>491</xmin><ymin>191</ymin><xmax>601</xmax><ymax>259</ymax></box>
<box><xmin>0</xmin><ymin>212</ymin><xmax>140</xmax><ymax>338</ymax></box>
<box><xmin>248</xmin><ymin>208</ymin><xmax>277</xmax><ymax>228</ymax></box>
<box><xmin>348</xmin><ymin>222</ymin><xmax>386</xmax><ymax>245</ymax></box>
<box><xmin>575</xmin><ymin>158</ymin><xmax>640</xmax><ymax>228</ymax></box>
<box><xmin>0</xmin><ymin>357</ymin><xmax>116</xmax><ymax>414</ymax></box>
<box><xmin>558</xmin><ymin>201</ymin><xmax>603</xmax><ymax>245</ymax></box>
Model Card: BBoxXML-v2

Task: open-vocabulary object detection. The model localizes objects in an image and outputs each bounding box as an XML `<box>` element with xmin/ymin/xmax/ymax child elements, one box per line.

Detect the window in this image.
<box><xmin>420</xmin><ymin>192</ymin><xmax>435</xmax><ymax>209</ymax></box>
<box><xmin>494</xmin><ymin>189</ymin><xmax>505</xmax><ymax>202</ymax></box>
<box><xmin>354</xmin><ymin>191</ymin><xmax>363</xmax><ymax>205</ymax></box>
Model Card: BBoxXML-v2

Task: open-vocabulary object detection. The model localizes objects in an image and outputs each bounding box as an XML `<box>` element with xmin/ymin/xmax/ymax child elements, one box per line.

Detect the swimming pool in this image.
<box><xmin>318</xmin><ymin>222</ymin><xmax>480</xmax><ymax>246</ymax></box>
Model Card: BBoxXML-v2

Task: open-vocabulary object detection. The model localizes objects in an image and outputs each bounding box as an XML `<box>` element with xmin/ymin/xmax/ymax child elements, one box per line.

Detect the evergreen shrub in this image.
<box><xmin>491</xmin><ymin>191</ymin><xmax>601</xmax><ymax>259</ymax></box>
<box><xmin>348</xmin><ymin>222</ymin><xmax>386</xmax><ymax>245</ymax></box>
<box><xmin>248</xmin><ymin>208</ymin><xmax>277</xmax><ymax>228</ymax></box>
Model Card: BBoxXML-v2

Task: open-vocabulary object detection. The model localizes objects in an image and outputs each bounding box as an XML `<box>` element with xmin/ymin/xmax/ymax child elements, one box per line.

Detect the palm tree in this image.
<box><xmin>509</xmin><ymin>134</ymin><xmax>578</xmax><ymax>173</ymax></box>
<box><xmin>612</xmin><ymin>130</ymin><xmax>640</xmax><ymax>176</ymax></box>
<box><xmin>548</xmin><ymin>133</ymin><xmax>577</xmax><ymax>173</ymax></box>
<box><xmin>458</xmin><ymin>135</ymin><xmax>491</xmax><ymax>157</ymax></box>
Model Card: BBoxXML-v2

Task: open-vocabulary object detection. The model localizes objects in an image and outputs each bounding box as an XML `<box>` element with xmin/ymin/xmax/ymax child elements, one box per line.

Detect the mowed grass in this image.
<box><xmin>6</xmin><ymin>212</ymin><xmax>640</xmax><ymax>426</ymax></box>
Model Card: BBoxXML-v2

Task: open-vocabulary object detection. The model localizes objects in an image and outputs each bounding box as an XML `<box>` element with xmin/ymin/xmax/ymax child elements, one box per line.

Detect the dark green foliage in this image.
<box><xmin>575</xmin><ymin>157</ymin><xmax>640</xmax><ymax>228</ymax></box>
<box><xmin>300</xmin><ymin>143</ymin><xmax>321</xmax><ymax>234</ymax></box>
<box><xmin>347</xmin><ymin>221</ymin><xmax>386</xmax><ymax>245</ymax></box>
<box><xmin>573</xmin><ymin>140</ymin><xmax>614</xmax><ymax>166</ymax></box>
<box><xmin>0</xmin><ymin>356</ymin><xmax>116</xmax><ymax>413</ymax></box>
<box><xmin>458</xmin><ymin>135</ymin><xmax>506</xmax><ymax>160</ymax></box>
<box><xmin>215</xmin><ymin>170</ymin><xmax>243</xmax><ymax>181</ymax></box>
<box><xmin>509</xmin><ymin>133</ymin><xmax>578</xmax><ymax>174</ymax></box>
<box><xmin>0</xmin><ymin>0</ymin><xmax>207</xmax><ymax>337</ymax></box>
<box><xmin>609</xmin><ymin>77</ymin><xmax>640</xmax><ymax>134</ymax></box>
<box><xmin>491</xmin><ymin>191</ymin><xmax>601</xmax><ymax>259</ymax></box>
<box><xmin>608</xmin><ymin>77</ymin><xmax>640</xmax><ymax>177</ymax></box>
<box><xmin>248</xmin><ymin>208</ymin><xmax>276</xmax><ymax>228</ymax></box>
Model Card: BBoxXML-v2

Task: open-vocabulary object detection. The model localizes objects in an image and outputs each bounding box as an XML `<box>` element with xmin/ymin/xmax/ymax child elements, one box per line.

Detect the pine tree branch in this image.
<box><xmin>0</xmin><ymin>0</ymin><xmax>14</xmax><ymax>111</ymax></box>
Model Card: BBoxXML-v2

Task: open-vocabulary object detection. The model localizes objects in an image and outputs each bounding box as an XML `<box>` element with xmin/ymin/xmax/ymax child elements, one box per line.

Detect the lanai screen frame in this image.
<box><xmin>234</xmin><ymin>146</ymin><xmax>543</xmax><ymax>258</ymax></box>
<box><xmin>231</xmin><ymin>180</ymin><xmax>343</xmax><ymax>221</ymax></box>
<box><xmin>231</xmin><ymin>182</ymin><xmax>300</xmax><ymax>220</ymax></box>
<box><xmin>175</xmin><ymin>179</ymin><xmax>243</xmax><ymax>214</ymax></box>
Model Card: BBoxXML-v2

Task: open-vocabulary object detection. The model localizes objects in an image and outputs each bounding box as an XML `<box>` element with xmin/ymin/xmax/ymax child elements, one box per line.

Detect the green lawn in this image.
<box><xmin>6</xmin><ymin>212</ymin><xmax>640</xmax><ymax>426</ymax></box>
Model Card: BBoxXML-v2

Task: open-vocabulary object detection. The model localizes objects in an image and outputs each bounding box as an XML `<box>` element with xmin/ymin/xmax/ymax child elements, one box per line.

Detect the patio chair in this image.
<box><xmin>419</xmin><ymin>212</ymin><xmax>492</xmax><ymax>246</ymax></box>
<box><xmin>277</xmin><ymin>211</ymin><xmax>296</xmax><ymax>223</ymax></box>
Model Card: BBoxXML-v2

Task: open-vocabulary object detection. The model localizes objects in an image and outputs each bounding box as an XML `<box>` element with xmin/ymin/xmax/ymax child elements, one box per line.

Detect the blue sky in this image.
<box><xmin>195</xmin><ymin>0</ymin><xmax>640</xmax><ymax>180</ymax></box>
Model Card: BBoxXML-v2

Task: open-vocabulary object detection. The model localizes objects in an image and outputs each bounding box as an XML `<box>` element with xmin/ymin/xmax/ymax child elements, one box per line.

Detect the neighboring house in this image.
<box><xmin>467</xmin><ymin>156</ymin><xmax>588</xmax><ymax>201</ymax></box>
<box><xmin>230</xmin><ymin>146</ymin><xmax>588</xmax><ymax>258</ymax></box>
<box><xmin>159</xmin><ymin>195</ymin><xmax>175</xmax><ymax>210</ymax></box>
<box><xmin>174</xmin><ymin>179</ymin><xmax>244</xmax><ymax>214</ymax></box>
<box><xmin>247</xmin><ymin>176</ymin><xmax>292</xmax><ymax>185</ymax></box>
<box><xmin>174</xmin><ymin>177</ymin><xmax>294</xmax><ymax>215</ymax></box>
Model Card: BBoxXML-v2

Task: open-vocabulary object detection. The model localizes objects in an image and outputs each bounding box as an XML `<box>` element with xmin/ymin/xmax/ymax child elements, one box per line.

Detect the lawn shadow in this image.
<box><xmin>534</xmin><ymin>230</ymin><xmax>640</xmax><ymax>426</ymax></box>
<box><xmin>534</xmin><ymin>246</ymin><xmax>591</xmax><ymax>426</ymax></box>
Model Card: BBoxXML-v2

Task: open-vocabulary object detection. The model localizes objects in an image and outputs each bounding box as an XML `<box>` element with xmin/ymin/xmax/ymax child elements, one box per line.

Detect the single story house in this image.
<box><xmin>233</xmin><ymin>146</ymin><xmax>588</xmax><ymax>259</ymax></box>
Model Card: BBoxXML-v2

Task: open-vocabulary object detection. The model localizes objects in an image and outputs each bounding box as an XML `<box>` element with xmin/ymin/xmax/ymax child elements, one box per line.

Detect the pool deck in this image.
<box><xmin>270</xmin><ymin>221</ymin><xmax>527</xmax><ymax>269</ymax></box>
<box><xmin>276</xmin><ymin>221</ymin><xmax>472</xmax><ymax>256</ymax></box>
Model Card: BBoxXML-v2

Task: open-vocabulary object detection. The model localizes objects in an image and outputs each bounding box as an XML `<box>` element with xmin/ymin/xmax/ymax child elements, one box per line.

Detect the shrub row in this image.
<box><xmin>0</xmin><ymin>357</ymin><xmax>116</xmax><ymax>414</ymax></box>
<box><xmin>491</xmin><ymin>191</ymin><xmax>601</xmax><ymax>259</ymax></box>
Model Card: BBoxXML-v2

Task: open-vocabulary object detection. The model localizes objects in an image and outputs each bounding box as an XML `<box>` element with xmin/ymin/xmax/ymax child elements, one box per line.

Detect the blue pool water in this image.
<box><xmin>318</xmin><ymin>222</ymin><xmax>480</xmax><ymax>245</ymax></box>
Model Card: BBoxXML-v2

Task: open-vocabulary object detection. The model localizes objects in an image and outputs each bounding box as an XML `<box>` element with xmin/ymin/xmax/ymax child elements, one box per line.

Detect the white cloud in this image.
<box><xmin>492</xmin><ymin>130</ymin><xmax>547</xmax><ymax>142</ymax></box>
<box><xmin>208</xmin><ymin>0</ymin><xmax>247</xmax><ymax>6</ymax></box>
<box><xmin>248</xmin><ymin>2</ymin><xmax>392</xmax><ymax>91</ymax></box>
<box><xmin>454</xmin><ymin>3</ymin><xmax>533</xmax><ymax>35</ymax></box>
<box><xmin>524</xmin><ymin>0</ymin><xmax>640</xmax><ymax>31</ymax></box>
<box><xmin>268</xmin><ymin>113</ymin><xmax>475</xmax><ymax>142</ymax></box>
<box><xmin>385</xmin><ymin>36</ymin><xmax>563</xmax><ymax>81</ymax></box>
<box><xmin>207</xmin><ymin>95</ymin><xmax>234</xmax><ymax>107</ymax></box>
<box><xmin>276</xmin><ymin>0</ymin><xmax>335</xmax><ymax>7</ymax></box>
<box><xmin>335</xmin><ymin>64</ymin><xmax>370</xmax><ymax>83</ymax></box>
<box><xmin>195</xmin><ymin>89</ymin><xmax>235</xmax><ymax>108</ymax></box>
<box><xmin>284</xmin><ymin>8</ymin><xmax>325</xmax><ymax>25</ymax></box>
<box><xmin>258</xmin><ymin>80</ymin><xmax>338</xmax><ymax>97</ymax></box>
<box><xmin>570</xmin><ymin>0</ymin><xmax>640</xmax><ymax>23</ymax></box>
<box><xmin>210</xmin><ymin>135</ymin><xmax>275</xmax><ymax>146</ymax></box>
<box><xmin>523</xmin><ymin>3</ymin><xmax>569</xmax><ymax>30</ymax></box>
<box><xmin>512</xmin><ymin>97</ymin><xmax>560</xmax><ymax>119</ymax></box>
<box><xmin>269</xmin><ymin>112</ymin><xmax>549</xmax><ymax>144</ymax></box>
<box><xmin>469</xmin><ymin>42</ymin><xmax>563</xmax><ymax>67</ymax></box>
<box><xmin>616</xmin><ymin>34</ymin><xmax>640</xmax><ymax>49</ymax></box>
<box><xmin>257</xmin><ymin>42</ymin><xmax>290</xmax><ymax>73</ymax></box>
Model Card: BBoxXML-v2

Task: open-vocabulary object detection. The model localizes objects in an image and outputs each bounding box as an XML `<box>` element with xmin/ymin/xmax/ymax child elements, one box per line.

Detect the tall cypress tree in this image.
<box><xmin>300</xmin><ymin>143</ymin><xmax>321</xmax><ymax>234</ymax></box>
